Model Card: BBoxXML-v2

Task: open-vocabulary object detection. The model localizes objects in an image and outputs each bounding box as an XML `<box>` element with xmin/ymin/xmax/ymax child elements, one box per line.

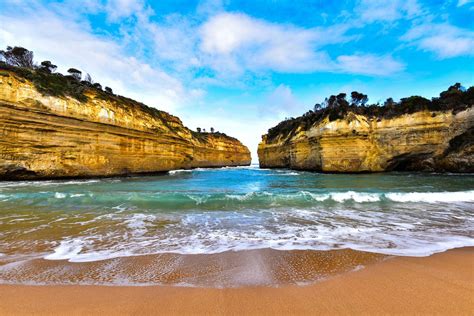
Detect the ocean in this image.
<box><xmin>0</xmin><ymin>165</ymin><xmax>473</xmax><ymax>286</ymax></box>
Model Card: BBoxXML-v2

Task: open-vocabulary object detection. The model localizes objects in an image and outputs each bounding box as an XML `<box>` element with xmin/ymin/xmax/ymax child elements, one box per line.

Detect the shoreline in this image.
<box><xmin>0</xmin><ymin>247</ymin><xmax>472</xmax><ymax>315</ymax></box>
<box><xmin>0</xmin><ymin>248</ymin><xmax>388</xmax><ymax>287</ymax></box>
<box><xmin>2</xmin><ymin>167</ymin><xmax>472</xmax><ymax>182</ymax></box>
<box><xmin>0</xmin><ymin>163</ymin><xmax>254</xmax><ymax>182</ymax></box>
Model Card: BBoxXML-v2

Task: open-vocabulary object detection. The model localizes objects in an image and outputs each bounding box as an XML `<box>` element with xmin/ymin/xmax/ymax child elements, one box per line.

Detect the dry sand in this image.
<box><xmin>0</xmin><ymin>247</ymin><xmax>473</xmax><ymax>315</ymax></box>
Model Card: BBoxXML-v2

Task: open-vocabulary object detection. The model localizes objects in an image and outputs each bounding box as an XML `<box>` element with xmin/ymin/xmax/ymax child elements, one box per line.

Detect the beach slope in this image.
<box><xmin>0</xmin><ymin>247</ymin><xmax>472</xmax><ymax>315</ymax></box>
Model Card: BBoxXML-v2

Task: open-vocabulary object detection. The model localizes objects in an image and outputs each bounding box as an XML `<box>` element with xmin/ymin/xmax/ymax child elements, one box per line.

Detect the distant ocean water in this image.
<box><xmin>0</xmin><ymin>165</ymin><xmax>473</xmax><ymax>285</ymax></box>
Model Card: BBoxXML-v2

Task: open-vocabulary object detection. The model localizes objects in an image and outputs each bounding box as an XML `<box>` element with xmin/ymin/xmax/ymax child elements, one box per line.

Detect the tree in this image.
<box><xmin>210</xmin><ymin>127</ymin><xmax>214</xmax><ymax>133</ymax></box>
<box><xmin>450</xmin><ymin>83</ymin><xmax>461</xmax><ymax>91</ymax></box>
<box><xmin>0</xmin><ymin>46</ymin><xmax>34</xmax><ymax>68</ymax></box>
<box><xmin>203</xmin><ymin>128</ymin><xmax>206</xmax><ymax>132</ymax></box>
<box><xmin>92</xmin><ymin>83</ymin><xmax>102</xmax><ymax>90</ymax></box>
<box><xmin>399</xmin><ymin>96</ymin><xmax>430</xmax><ymax>113</ymax></box>
<box><xmin>84</xmin><ymin>73</ymin><xmax>93</xmax><ymax>83</ymax></box>
<box><xmin>105</xmin><ymin>87</ymin><xmax>113</xmax><ymax>94</ymax></box>
<box><xmin>436</xmin><ymin>83</ymin><xmax>469</xmax><ymax>110</ymax></box>
<box><xmin>326</xmin><ymin>95</ymin><xmax>337</xmax><ymax>108</ymax></box>
<box><xmin>197</xmin><ymin>127</ymin><xmax>201</xmax><ymax>133</ymax></box>
<box><xmin>336</xmin><ymin>93</ymin><xmax>348</xmax><ymax>106</ymax></box>
<box><xmin>350</xmin><ymin>91</ymin><xmax>368</xmax><ymax>106</ymax></box>
<box><xmin>384</xmin><ymin>97</ymin><xmax>395</xmax><ymax>107</ymax></box>
<box><xmin>67</xmin><ymin>68</ymin><xmax>82</xmax><ymax>81</ymax></box>
<box><xmin>39</xmin><ymin>60</ymin><xmax>57</xmax><ymax>73</ymax></box>
<box><xmin>313</xmin><ymin>103</ymin><xmax>322</xmax><ymax>111</ymax></box>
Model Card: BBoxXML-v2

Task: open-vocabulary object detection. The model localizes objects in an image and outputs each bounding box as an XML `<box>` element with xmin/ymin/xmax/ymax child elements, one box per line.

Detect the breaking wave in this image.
<box><xmin>1</xmin><ymin>190</ymin><xmax>473</xmax><ymax>208</ymax></box>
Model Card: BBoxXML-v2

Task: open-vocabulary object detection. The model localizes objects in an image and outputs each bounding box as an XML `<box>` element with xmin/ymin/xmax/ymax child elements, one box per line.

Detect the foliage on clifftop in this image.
<box><xmin>190</xmin><ymin>130</ymin><xmax>240</xmax><ymax>143</ymax></box>
<box><xmin>266</xmin><ymin>84</ymin><xmax>474</xmax><ymax>142</ymax></box>
<box><xmin>0</xmin><ymin>46</ymin><xmax>182</xmax><ymax>128</ymax></box>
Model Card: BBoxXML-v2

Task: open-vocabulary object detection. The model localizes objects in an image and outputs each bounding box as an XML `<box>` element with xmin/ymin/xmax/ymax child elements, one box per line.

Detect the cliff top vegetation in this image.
<box><xmin>266</xmin><ymin>84</ymin><xmax>474</xmax><ymax>142</ymax></box>
<box><xmin>0</xmin><ymin>46</ymin><xmax>182</xmax><ymax>126</ymax></box>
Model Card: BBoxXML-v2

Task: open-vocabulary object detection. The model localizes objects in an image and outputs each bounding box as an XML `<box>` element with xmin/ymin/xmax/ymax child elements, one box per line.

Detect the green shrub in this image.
<box><xmin>266</xmin><ymin>84</ymin><xmax>473</xmax><ymax>142</ymax></box>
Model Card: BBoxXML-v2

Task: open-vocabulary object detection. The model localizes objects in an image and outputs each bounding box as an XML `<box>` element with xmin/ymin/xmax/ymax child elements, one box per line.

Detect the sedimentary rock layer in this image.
<box><xmin>0</xmin><ymin>71</ymin><xmax>251</xmax><ymax>179</ymax></box>
<box><xmin>258</xmin><ymin>109</ymin><xmax>473</xmax><ymax>172</ymax></box>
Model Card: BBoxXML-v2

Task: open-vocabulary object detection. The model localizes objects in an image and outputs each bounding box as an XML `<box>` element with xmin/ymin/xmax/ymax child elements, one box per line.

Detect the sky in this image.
<box><xmin>1</xmin><ymin>0</ymin><xmax>473</xmax><ymax>161</ymax></box>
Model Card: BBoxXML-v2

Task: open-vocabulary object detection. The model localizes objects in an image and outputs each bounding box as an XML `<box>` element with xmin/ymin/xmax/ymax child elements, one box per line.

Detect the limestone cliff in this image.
<box><xmin>0</xmin><ymin>70</ymin><xmax>251</xmax><ymax>180</ymax></box>
<box><xmin>258</xmin><ymin>107</ymin><xmax>473</xmax><ymax>173</ymax></box>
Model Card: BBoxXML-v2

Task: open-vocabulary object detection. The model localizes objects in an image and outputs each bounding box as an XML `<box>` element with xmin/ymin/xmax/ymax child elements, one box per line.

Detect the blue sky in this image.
<box><xmin>1</xmin><ymin>0</ymin><xmax>473</xmax><ymax>160</ymax></box>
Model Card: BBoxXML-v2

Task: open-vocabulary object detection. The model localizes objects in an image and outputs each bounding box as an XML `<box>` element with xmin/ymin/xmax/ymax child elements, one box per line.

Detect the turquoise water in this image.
<box><xmin>0</xmin><ymin>166</ymin><xmax>473</xmax><ymax>264</ymax></box>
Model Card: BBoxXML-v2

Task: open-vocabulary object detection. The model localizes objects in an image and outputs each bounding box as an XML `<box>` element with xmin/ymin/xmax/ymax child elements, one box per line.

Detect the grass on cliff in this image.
<box><xmin>0</xmin><ymin>60</ymin><xmax>185</xmax><ymax>134</ymax></box>
<box><xmin>190</xmin><ymin>130</ymin><xmax>240</xmax><ymax>143</ymax></box>
<box><xmin>1</xmin><ymin>62</ymin><xmax>89</xmax><ymax>102</ymax></box>
<box><xmin>267</xmin><ymin>84</ymin><xmax>474</xmax><ymax>142</ymax></box>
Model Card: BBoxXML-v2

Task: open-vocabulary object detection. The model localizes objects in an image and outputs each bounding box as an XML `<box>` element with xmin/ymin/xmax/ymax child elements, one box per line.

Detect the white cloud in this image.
<box><xmin>199</xmin><ymin>13</ymin><xmax>349</xmax><ymax>74</ymax></box>
<box><xmin>146</xmin><ymin>16</ymin><xmax>201</xmax><ymax>72</ymax></box>
<box><xmin>336</xmin><ymin>54</ymin><xmax>405</xmax><ymax>76</ymax></box>
<box><xmin>0</xmin><ymin>5</ymin><xmax>191</xmax><ymax>112</ymax></box>
<box><xmin>71</xmin><ymin>8</ymin><xmax>405</xmax><ymax>84</ymax></box>
<box><xmin>356</xmin><ymin>0</ymin><xmax>422</xmax><ymax>23</ymax></box>
<box><xmin>457</xmin><ymin>0</ymin><xmax>473</xmax><ymax>6</ymax></box>
<box><xmin>262</xmin><ymin>84</ymin><xmax>300</xmax><ymax>117</ymax></box>
<box><xmin>105</xmin><ymin>0</ymin><xmax>145</xmax><ymax>21</ymax></box>
<box><xmin>196</xmin><ymin>0</ymin><xmax>225</xmax><ymax>16</ymax></box>
<box><xmin>197</xmin><ymin>13</ymin><xmax>404</xmax><ymax>78</ymax></box>
<box><xmin>402</xmin><ymin>23</ymin><xmax>474</xmax><ymax>58</ymax></box>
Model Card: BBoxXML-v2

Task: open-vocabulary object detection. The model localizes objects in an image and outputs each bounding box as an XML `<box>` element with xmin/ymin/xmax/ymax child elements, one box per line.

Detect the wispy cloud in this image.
<box><xmin>356</xmin><ymin>0</ymin><xmax>422</xmax><ymax>23</ymax></box>
<box><xmin>199</xmin><ymin>13</ymin><xmax>348</xmax><ymax>74</ymax></box>
<box><xmin>261</xmin><ymin>84</ymin><xmax>301</xmax><ymax>117</ymax></box>
<box><xmin>401</xmin><ymin>23</ymin><xmax>474</xmax><ymax>58</ymax></box>
<box><xmin>105</xmin><ymin>0</ymin><xmax>146</xmax><ymax>21</ymax></box>
<box><xmin>198</xmin><ymin>12</ymin><xmax>405</xmax><ymax>77</ymax></box>
<box><xmin>336</xmin><ymin>54</ymin><xmax>405</xmax><ymax>76</ymax></box>
<box><xmin>0</xmin><ymin>3</ymin><xmax>191</xmax><ymax>112</ymax></box>
<box><xmin>457</xmin><ymin>0</ymin><xmax>474</xmax><ymax>7</ymax></box>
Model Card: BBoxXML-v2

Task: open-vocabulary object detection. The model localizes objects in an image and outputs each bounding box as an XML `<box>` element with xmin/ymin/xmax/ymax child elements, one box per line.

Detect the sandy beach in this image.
<box><xmin>0</xmin><ymin>247</ymin><xmax>472</xmax><ymax>315</ymax></box>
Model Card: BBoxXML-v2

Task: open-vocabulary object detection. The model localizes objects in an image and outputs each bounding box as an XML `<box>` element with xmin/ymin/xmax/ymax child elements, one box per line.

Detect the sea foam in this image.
<box><xmin>385</xmin><ymin>191</ymin><xmax>474</xmax><ymax>203</ymax></box>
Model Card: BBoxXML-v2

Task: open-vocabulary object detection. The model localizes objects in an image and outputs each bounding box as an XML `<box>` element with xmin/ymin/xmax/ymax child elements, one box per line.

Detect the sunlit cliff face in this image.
<box><xmin>258</xmin><ymin>109</ymin><xmax>473</xmax><ymax>172</ymax></box>
<box><xmin>0</xmin><ymin>71</ymin><xmax>251</xmax><ymax>180</ymax></box>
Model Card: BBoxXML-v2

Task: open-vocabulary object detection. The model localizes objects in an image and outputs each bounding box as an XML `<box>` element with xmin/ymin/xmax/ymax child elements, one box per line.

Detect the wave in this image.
<box><xmin>168</xmin><ymin>169</ymin><xmax>193</xmax><ymax>175</ymax></box>
<box><xmin>168</xmin><ymin>165</ymin><xmax>259</xmax><ymax>175</ymax></box>
<box><xmin>1</xmin><ymin>190</ymin><xmax>473</xmax><ymax>207</ymax></box>
<box><xmin>41</xmin><ymin>230</ymin><xmax>474</xmax><ymax>263</ymax></box>
<box><xmin>0</xmin><ymin>179</ymin><xmax>100</xmax><ymax>189</ymax></box>
<box><xmin>54</xmin><ymin>192</ymin><xmax>66</xmax><ymax>199</ymax></box>
<box><xmin>1</xmin><ymin>195</ymin><xmax>471</xmax><ymax>264</ymax></box>
<box><xmin>44</xmin><ymin>239</ymin><xmax>85</xmax><ymax>261</ymax></box>
<box><xmin>385</xmin><ymin>191</ymin><xmax>474</xmax><ymax>203</ymax></box>
<box><xmin>75</xmin><ymin>189</ymin><xmax>474</xmax><ymax>204</ymax></box>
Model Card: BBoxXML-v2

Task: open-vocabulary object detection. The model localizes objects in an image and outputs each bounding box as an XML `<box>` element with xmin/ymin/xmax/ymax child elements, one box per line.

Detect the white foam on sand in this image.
<box><xmin>44</xmin><ymin>239</ymin><xmax>85</xmax><ymax>260</ymax></box>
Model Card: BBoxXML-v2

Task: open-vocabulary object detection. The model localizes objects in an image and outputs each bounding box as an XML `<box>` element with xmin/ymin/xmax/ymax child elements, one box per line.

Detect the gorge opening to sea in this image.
<box><xmin>0</xmin><ymin>166</ymin><xmax>472</xmax><ymax>287</ymax></box>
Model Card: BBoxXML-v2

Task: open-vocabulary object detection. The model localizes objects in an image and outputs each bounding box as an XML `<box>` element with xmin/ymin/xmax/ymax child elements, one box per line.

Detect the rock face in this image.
<box><xmin>0</xmin><ymin>71</ymin><xmax>251</xmax><ymax>180</ymax></box>
<box><xmin>258</xmin><ymin>109</ymin><xmax>473</xmax><ymax>172</ymax></box>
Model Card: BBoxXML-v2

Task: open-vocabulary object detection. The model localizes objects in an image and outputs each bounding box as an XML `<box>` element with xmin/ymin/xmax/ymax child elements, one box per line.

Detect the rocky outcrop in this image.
<box><xmin>258</xmin><ymin>108</ymin><xmax>473</xmax><ymax>172</ymax></box>
<box><xmin>0</xmin><ymin>70</ymin><xmax>251</xmax><ymax>180</ymax></box>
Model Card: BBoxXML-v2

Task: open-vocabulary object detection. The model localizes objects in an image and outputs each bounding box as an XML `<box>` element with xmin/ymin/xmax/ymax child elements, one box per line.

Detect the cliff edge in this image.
<box><xmin>0</xmin><ymin>69</ymin><xmax>251</xmax><ymax>180</ymax></box>
<box><xmin>258</xmin><ymin>86</ymin><xmax>473</xmax><ymax>173</ymax></box>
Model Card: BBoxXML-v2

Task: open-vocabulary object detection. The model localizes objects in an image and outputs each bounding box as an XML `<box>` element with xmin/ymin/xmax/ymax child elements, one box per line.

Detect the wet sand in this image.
<box><xmin>0</xmin><ymin>247</ymin><xmax>473</xmax><ymax>315</ymax></box>
<box><xmin>0</xmin><ymin>248</ymin><xmax>386</xmax><ymax>287</ymax></box>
